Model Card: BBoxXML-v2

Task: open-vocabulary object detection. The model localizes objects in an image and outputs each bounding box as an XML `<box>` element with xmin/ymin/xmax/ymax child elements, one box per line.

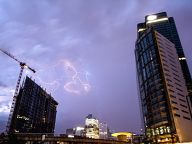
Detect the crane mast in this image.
<box><xmin>0</xmin><ymin>48</ymin><xmax>36</xmax><ymax>133</ymax></box>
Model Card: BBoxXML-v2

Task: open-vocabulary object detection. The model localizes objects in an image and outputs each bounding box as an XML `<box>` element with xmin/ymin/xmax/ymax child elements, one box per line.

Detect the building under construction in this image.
<box><xmin>8</xmin><ymin>76</ymin><xmax>58</xmax><ymax>133</ymax></box>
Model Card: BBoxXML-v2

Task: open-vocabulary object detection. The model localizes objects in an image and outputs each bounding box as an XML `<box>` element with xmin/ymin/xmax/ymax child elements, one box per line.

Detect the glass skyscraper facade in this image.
<box><xmin>137</xmin><ymin>12</ymin><xmax>192</xmax><ymax>111</ymax></box>
<box><xmin>9</xmin><ymin>76</ymin><xmax>58</xmax><ymax>133</ymax></box>
<box><xmin>135</xmin><ymin>27</ymin><xmax>192</xmax><ymax>142</ymax></box>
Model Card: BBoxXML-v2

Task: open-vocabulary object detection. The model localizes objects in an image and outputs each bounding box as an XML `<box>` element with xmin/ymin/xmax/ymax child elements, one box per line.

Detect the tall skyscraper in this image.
<box><xmin>137</xmin><ymin>12</ymin><xmax>192</xmax><ymax>114</ymax></box>
<box><xmin>135</xmin><ymin>27</ymin><xmax>192</xmax><ymax>143</ymax></box>
<box><xmin>85</xmin><ymin>114</ymin><xmax>99</xmax><ymax>139</ymax></box>
<box><xmin>8</xmin><ymin>76</ymin><xmax>58</xmax><ymax>133</ymax></box>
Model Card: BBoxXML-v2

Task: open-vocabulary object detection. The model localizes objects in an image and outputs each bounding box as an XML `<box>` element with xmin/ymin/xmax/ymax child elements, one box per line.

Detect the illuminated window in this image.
<box><xmin>155</xmin><ymin>128</ymin><xmax>159</xmax><ymax>135</ymax></box>
<box><xmin>167</xmin><ymin>126</ymin><xmax>170</xmax><ymax>133</ymax></box>
<box><xmin>152</xmin><ymin>129</ymin><xmax>155</xmax><ymax>136</ymax></box>
<box><xmin>179</xmin><ymin>57</ymin><xmax>186</xmax><ymax>60</ymax></box>
<box><xmin>160</xmin><ymin>127</ymin><xmax>164</xmax><ymax>134</ymax></box>
<box><xmin>138</xmin><ymin>28</ymin><xmax>146</xmax><ymax>32</ymax></box>
<box><xmin>147</xmin><ymin>15</ymin><xmax>157</xmax><ymax>21</ymax></box>
<box><xmin>146</xmin><ymin>18</ymin><xmax>168</xmax><ymax>24</ymax></box>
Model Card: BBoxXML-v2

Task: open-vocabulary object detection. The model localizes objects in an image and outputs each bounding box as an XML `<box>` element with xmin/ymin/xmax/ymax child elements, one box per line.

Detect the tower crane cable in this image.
<box><xmin>0</xmin><ymin>48</ymin><xmax>36</xmax><ymax>133</ymax></box>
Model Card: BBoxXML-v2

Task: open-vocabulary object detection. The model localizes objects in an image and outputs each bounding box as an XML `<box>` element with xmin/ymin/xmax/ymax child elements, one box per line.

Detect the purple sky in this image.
<box><xmin>0</xmin><ymin>0</ymin><xmax>192</xmax><ymax>134</ymax></box>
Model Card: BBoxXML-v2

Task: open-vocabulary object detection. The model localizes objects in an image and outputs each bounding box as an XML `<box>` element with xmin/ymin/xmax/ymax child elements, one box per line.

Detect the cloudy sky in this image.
<box><xmin>0</xmin><ymin>0</ymin><xmax>192</xmax><ymax>134</ymax></box>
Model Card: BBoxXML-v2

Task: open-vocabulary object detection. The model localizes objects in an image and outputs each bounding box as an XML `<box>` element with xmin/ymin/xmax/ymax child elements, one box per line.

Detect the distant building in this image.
<box><xmin>111</xmin><ymin>132</ymin><xmax>133</xmax><ymax>142</ymax></box>
<box><xmin>8</xmin><ymin>76</ymin><xmax>58</xmax><ymax>133</ymax></box>
<box><xmin>85</xmin><ymin>114</ymin><xmax>99</xmax><ymax>139</ymax></box>
<box><xmin>66</xmin><ymin>126</ymin><xmax>85</xmax><ymax>137</ymax></box>
<box><xmin>66</xmin><ymin>128</ymin><xmax>75</xmax><ymax>136</ymax></box>
<box><xmin>74</xmin><ymin>126</ymin><xmax>85</xmax><ymax>137</ymax></box>
<box><xmin>99</xmin><ymin>122</ymin><xmax>109</xmax><ymax>139</ymax></box>
<box><xmin>135</xmin><ymin>27</ymin><xmax>192</xmax><ymax>142</ymax></box>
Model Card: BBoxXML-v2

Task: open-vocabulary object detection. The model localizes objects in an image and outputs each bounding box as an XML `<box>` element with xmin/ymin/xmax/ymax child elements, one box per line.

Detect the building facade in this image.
<box><xmin>66</xmin><ymin>126</ymin><xmax>85</xmax><ymax>137</ymax></box>
<box><xmin>137</xmin><ymin>12</ymin><xmax>192</xmax><ymax>115</ymax></box>
<box><xmin>74</xmin><ymin>126</ymin><xmax>85</xmax><ymax>137</ymax></box>
<box><xmin>9</xmin><ymin>76</ymin><xmax>58</xmax><ymax>133</ymax></box>
<box><xmin>99</xmin><ymin>122</ymin><xmax>109</xmax><ymax>139</ymax></box>
<box><xmin>135</xmin><ymin>28</ymin><xmax>192</xmax><ymax>143</ymax></box>
<box><xmin>85</xmin><ymin>114</ymin><xmax>99</xmax><ymax>139</ymax></box>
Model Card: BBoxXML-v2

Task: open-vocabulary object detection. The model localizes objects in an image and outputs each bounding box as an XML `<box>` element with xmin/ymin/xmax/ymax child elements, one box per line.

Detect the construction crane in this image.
<box><xmin>0</xmin><ymin>48</ymin><xmax>36</xmax><ymax>133</ymax></box>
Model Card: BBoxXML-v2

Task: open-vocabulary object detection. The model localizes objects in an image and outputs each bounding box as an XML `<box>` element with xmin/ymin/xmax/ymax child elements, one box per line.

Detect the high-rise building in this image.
<box><xmin>85</xmin><ymin>114</ymin><xmax>99</xmax><ymax>139</ymax></box>
<box><xmin>135</xmin><ymin>27</ymin><xmax>192</xmax><ymax>142</ymax></box>
<box><xmin>137</xmin><ymin>12</ymin><xmax>192</xmax><ymax>115</ymax></box>
<box><xmin>99</xmin><ymin>122</ymin><xmax>109</xmax><ymax>139</ymax></box>
<box><xmin>8</xmin><ymin>76</ymin><xmax>58</xmax><ymax>133</ymax></box>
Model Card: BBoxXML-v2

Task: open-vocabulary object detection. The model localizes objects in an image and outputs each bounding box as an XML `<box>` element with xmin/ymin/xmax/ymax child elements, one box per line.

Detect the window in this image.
<box><xmin>178</xmin><ymin>93</ymin><xmax>185</xmax><ymax>97</ymax></box>
<box><xmin>175</xmin><ymin>82</ymin><xmax>181</xmax><ymax>87</ymax></box>
<box><xmin>160</xmin><ymin>127</ymin><xmax>164</xmax><ymax>134</ymax></box>
<box><xmin>169</xmin><ymin>59</ymin><xmax>176</xmax><ymax>64</ymax></box>
<box><xmin>173</xmin><ymin>107</ymin><xmax>179</xmax><ymax>110</ymax></box>
<box><xmin>174</xmin><ymin>77</ymin><xmax>180</xmax><ymax>82</ymax></box>
<box><xmin>170</xmin><ymin>95</ymin><xmax>176</xmax><ymax>98</ymax></box>
<box><xmin>182</xmin><ymin>110</ymin><xmax>188</xmax><ymax>114</ymax></box>
<box><xmin>148</xmin><ymin>33</ymin><xmax>153</xmax><ymax>45</ymax></box>
<box><xmin>155</xmin><ymin>128</ymin><xmax>159</xmax><ymax>135</ymax></box>
<box><xmin>167</xmin><ymin>84</ymin><xmax>173</xmax><ymax>87</ymax></box>
<box><xmin>176</xmin><ymin>88</ymin><xmax>183</xmax><ymax>92</ymax></box>
<box><xmin>169</xmin><ymin>89</ymin><xmax>174</xmax><ymax>93</ymax></box>
<box><xmin>171</xmin><ymin>101</ymin><xmax>177</xmax><ymax>104</ymax></box>
<box><xmin>173</xmin><ymin>73</ymin><xmax>179</xmax><ymax>77</ymax></box>
<box><xmin>183</xmin><ymin>116</ymin><xmax>190</xmax><ymax>120</ymax></box>
<box><xmin>167</xmin><ymin>54</ymin><xmax>174</xmax><ymax>60</ymax></box>
<box><xmin>180</xmin><ymin>104</ymin><xmax>187</xmax><ymax>108</ymax></box>
<box><xmin>174</xmin><ymin>113</ymin><xmax>180</xmax><ymax>117</ymax></box>
<box><xmin>166</xmin><ymin>78</ymin><xmax>172</xmax><ymax>82</ymax></box>
<box><xmin>179</xmin><ymin>99</ymin><xmax>186</xmax><ymax>103</ymax></box>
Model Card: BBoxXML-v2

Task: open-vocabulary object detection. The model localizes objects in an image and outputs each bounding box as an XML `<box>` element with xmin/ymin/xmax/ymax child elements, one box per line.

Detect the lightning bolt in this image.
<box><xmin>62</xmin><ymin>60</ymin><xmax>91</xmax><ymax>94</ymax></box>
<box><xmin>23</xmin><ymin>59</ymin><xmax>91</xmax><ymax>95</ymax></box>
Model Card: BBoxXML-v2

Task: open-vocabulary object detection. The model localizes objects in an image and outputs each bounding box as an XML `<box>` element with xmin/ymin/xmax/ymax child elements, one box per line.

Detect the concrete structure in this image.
<box><xmin>111</xmin><ymin>132</ymin><xmax>133</xmax><ymax>142</ymax></box>
<box><xmin>8</xmin><ymin>76</ymin><xmax>58</xmax><ymax>133</ymax></box>
<box><xmin>137</xmin><ymin>12</ymin><xmax>192</xmax><ymax>118</ymax></box>
<box><xmin>0</xmin><ymin>133</ymin><xmax>129</xmax><ymax>144</ymax></box>
<box><xmin>85</xmin><ymin>114</ymin><xmax>99</xmax><ymax>139</ymax></box>
<box><xmin>135</xmin><ymin>27</ymin><xmax>192</xmax><ymax>143</ymax></box>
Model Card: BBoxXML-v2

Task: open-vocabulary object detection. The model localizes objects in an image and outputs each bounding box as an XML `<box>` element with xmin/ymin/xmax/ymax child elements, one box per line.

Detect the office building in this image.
<box><xmin>99</xmin><ymin>122</ymin><xmax>109</xmax><ymax>139</ymax></box>
<box><xmin>8</xmin><ymin>76</ymin><xmax>58</xmax><ymax>133</ymax></box>
<box><xmin>74</xmin><ymin>126</ymin><xmax>85</xmax><ymax>137</ymax></box>
<box><xmin>66</xmin><ymin>126</ymin><xmax>85</xmax><ymax>137</ymax></box>
<box><xmin>135</xmin><ymin>28</ymin><xmax>192</xmax><ymax>142</ymax></box>
<box><xmin>137</xmin><ymin>12</ymin><xmax>192</xmax><ymax>112</ymax></box>
<box><xmin>85</xmin><ymin>114</ymin><xmax>99</xmax><ymax>139</ymax></box>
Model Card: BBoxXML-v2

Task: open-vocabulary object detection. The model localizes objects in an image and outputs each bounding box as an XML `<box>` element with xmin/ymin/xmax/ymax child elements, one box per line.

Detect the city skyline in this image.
<box><xmin>0</xmin><ymin>0</ymin><xmax>192</xmax><ymax>134</ymax></box>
